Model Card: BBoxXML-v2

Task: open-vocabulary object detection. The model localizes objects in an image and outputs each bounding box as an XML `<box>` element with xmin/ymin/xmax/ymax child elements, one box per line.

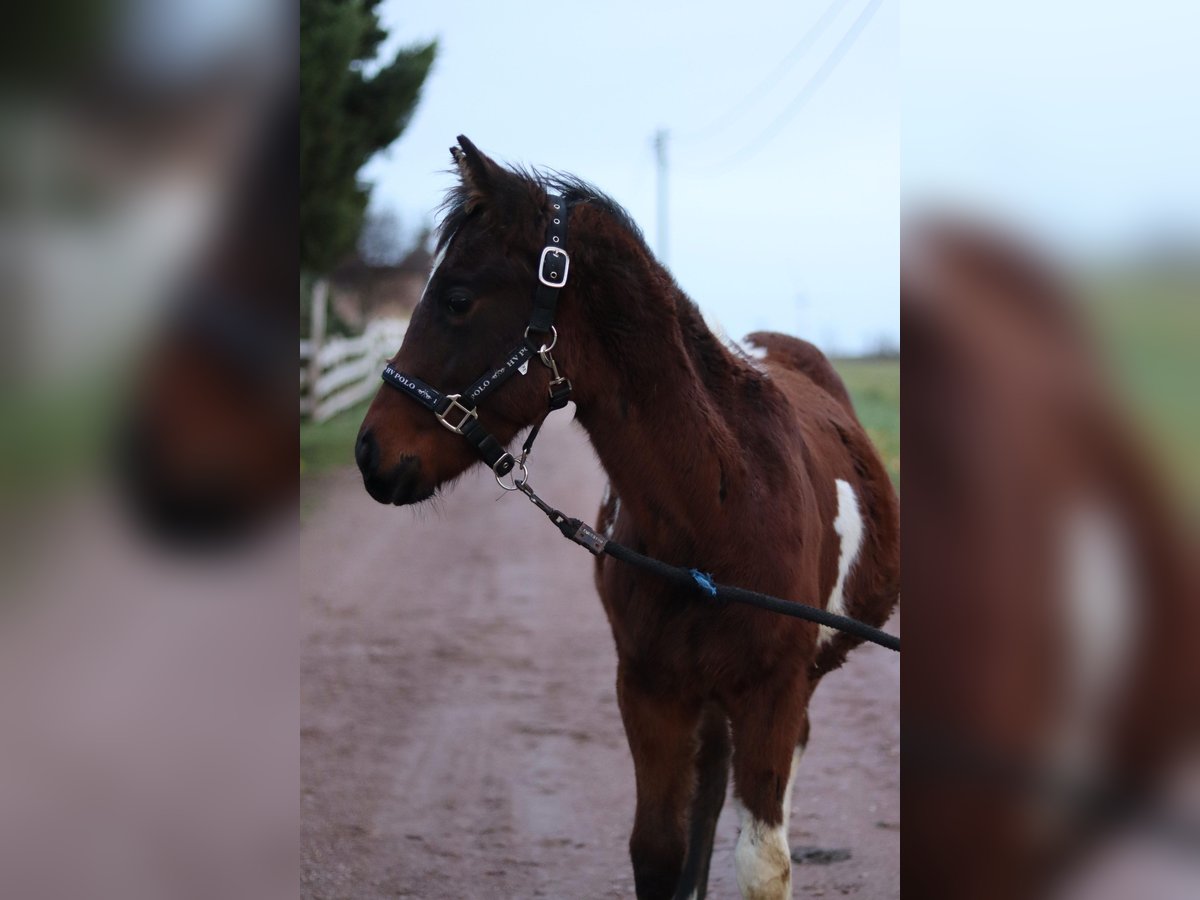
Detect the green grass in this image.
<box><xmin>1087</xmin><ymin>271</ymin><xmax>1200</xmax><ymax>509</ymax></box>
<box><xmin>0</xmin><ymin>377</ymin><xmax>119</xmax><ymax>498</ymax></box>
<box><xmin>300</xmin><ymin>399</ymin><xmax>372</xmax><ymax>478</ymax></box>
<box><xmin>833</xmin><ymin>357</ymin><xmax>901</xmax><ymax>489</ymax></box>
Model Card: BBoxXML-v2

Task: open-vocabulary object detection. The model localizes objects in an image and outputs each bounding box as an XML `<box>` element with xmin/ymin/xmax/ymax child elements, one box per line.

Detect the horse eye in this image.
<box><xmin>445</xmin><ymin>292</ymin><xmax>472</xmax><ymax>316</ymax></box>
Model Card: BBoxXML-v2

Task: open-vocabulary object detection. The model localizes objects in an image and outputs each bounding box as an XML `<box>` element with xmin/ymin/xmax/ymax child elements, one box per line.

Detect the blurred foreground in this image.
<box><xmin>902</xmin><ymin>215</ymin><xmax>1199</xmax><ymax>900</ymax></box>
<box><xmin>2</xmin><ymin>3</ymin><xmax>296</xmax><ymax>899</ymax></box>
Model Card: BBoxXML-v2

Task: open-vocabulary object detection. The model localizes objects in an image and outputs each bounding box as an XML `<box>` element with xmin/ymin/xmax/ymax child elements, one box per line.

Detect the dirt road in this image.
<box><xmin>300</xmin><ymin>413</ymin><xmax>899</xmax><ymax>899</ymax></box>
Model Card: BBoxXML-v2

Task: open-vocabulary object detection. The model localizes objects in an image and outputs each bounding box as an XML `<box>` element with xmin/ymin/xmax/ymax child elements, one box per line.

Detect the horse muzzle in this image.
<box><xmin>356</xmin><ymin>429</ymin><xmax>434</xmax><ymax>505</ymax></box>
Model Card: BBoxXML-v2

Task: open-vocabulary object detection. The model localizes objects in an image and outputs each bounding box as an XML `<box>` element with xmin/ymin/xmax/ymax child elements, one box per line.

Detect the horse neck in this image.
<box><xmin>558</xmin><ymin>235</ymin><xmax>761</xmax><ymax>555</ymax></box>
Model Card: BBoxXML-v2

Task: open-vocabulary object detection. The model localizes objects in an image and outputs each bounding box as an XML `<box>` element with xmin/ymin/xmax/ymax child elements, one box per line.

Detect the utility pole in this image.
<box><xmin>653</xmin><ymin>128</ymin><xmax>669</xmax><ymax>264</ymax></box>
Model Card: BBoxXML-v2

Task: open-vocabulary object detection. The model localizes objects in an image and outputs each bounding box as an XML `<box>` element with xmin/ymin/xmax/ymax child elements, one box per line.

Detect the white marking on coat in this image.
<box><xmin>421</xmin><ymin>234</ymin><xmax>453</xmax><ymax>299</ymax></box>
<box><xmin>740</xmin><ymin>341</ymin><xmax>769</xmax><ymax>361</ymax></box>
<box><xmin>1032</xmin><ymin>501</ymin><xmax>1138</xmax><ymax>844</ymax></box>
<box><xmin>729</xmin><ymin>745</ymin><xmax>801</xmax><ymax>900</ymax></box>
<box><xmin>737</xmin><ymin>341</ymin><xmax>771</xmax><ymax>376</ymax></box>
<box><xmin>696</xmin><ymin>305</ymin><xmax>770</xmax><ymax>375</ymax></box>
<box><xmin>819</xmin><ymin>479</ymin><xmax>864</xmax><ymax>647</ymax></box>
<box><xmin>733</xmin><ymin>788</ymin><xmax>794</xmax><ymax>897</ymax></box>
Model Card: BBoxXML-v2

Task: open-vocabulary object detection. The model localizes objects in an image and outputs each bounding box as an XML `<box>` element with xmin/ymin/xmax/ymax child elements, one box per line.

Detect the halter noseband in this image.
<box><xmin>376</xmin><ymin>193</ymin><xmax>902</xmax><ymax>654</ymax></box>
<box><xmin>380</xmin><ymin>195</ymin><xmax>573</xmax><ymax>481</ymax></box>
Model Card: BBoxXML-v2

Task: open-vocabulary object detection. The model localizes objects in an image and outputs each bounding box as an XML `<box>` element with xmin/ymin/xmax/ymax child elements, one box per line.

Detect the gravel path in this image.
<box><xmin>300</xmin><ymin>413</ymin><xmax>899</xmax><ymax>899</ymax></box>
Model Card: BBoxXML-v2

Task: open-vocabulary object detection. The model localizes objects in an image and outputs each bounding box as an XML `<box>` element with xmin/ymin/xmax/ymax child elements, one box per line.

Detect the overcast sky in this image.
<box><xmin>362</xmin><ymin>1</ymin><xmax>1199</xmax><ymax>353</ymax></box>
<box><xmin>902</xmin><ymin>1</ymin><xmax>1200</xmax><ymax>256</ymax></box>
<box><xmin>363</xmin><ymin>0</ymin><xmax>900</xmax><ymax>355</ymax></box>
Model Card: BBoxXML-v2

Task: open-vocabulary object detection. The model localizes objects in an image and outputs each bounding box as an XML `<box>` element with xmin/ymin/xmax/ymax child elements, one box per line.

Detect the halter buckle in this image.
<box><xmin>435</xmin><ymin>394</ymin><xmax>478</xmax><ymax>434</ymax></box>
<box><xmin>538</xmin><ymin>247</ymin><xmax>570</xmax><ymax>287</ymax></box>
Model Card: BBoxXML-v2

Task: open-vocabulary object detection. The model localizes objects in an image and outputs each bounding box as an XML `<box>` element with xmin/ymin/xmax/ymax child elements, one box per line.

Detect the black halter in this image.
<box><xmin>380</xmin><ymin>195</ymin><xmax>573</xmax><ymax>479</ymax></box>
<box><xmin>376</xmin><ymin>193</ymin><xmax>900</xmax><ymax>653</ymax></box>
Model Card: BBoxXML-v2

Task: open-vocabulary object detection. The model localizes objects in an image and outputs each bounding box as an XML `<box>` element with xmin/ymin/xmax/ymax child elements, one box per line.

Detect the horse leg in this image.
<box><xmin>730</xmin><ymin>695</ymin><xmax>811</xmax><ymax>900</ymax></box>
<box><xmin>674</xmin><ymin>704</ymin><xmax>731</xmax><ymax>900</ymax></box>
<box><xmin>617</xmin><ymin>663</ymin><xmax>701</xmax><ymax>900</ymax></box>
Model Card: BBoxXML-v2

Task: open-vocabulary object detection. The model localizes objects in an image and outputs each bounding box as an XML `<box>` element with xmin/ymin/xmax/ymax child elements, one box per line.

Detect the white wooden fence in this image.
<box><xmin>300</xmin><ymin>317</ymin><xmax>407</xmax><ymax>422</ymax></box>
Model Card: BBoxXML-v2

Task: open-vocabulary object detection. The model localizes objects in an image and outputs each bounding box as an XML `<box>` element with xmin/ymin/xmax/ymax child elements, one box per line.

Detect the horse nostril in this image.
<box><xmin>355</xmin><ymin>429</ymin><xmax>379</xmax><ymax>476</ymax></box>
<box><xmin>360</xmin><ymin>453</ymin><xmax>429</xmax><ymax>506</ymax></box>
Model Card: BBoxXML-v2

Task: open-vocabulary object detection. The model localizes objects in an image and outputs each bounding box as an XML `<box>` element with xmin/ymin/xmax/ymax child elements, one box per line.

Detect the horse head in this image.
<box><xmin>356</xmin><ymin>136</ymin><xmax>571</xmax><ymax>505</ymax></box>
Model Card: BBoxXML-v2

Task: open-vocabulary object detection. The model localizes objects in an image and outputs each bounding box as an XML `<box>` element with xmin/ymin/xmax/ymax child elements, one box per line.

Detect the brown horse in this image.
<box><xmin>356</xmin><ymin>137</ymin><xmax>900</xmax><ymax>900</ymax></box>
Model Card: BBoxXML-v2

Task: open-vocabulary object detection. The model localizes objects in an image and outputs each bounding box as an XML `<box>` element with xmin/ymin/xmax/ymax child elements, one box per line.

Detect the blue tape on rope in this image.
<box><xmin>690</xmin><ymin>568</ymin><xmax>718</xmax><ymax>597</ymax></box>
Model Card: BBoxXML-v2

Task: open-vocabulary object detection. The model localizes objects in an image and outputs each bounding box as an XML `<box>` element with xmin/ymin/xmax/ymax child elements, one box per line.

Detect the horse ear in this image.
<box><xmin>450</xmin><ymin>135</ymin><xmax>500</xmax><ymax>209</ymax></box>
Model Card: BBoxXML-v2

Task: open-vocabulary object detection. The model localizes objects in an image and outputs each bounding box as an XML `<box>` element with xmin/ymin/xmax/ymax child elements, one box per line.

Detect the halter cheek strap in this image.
<box><xmin>379</xmin><ymin>193</ymin><xmax>901</xmax><ymax>653</ymax></box>
<box><xmin>380</xmin><ymin>195</ymin><xmax>573</xmax><ymax>478</ymax></box>
<box><xmin>530</xmin><ymin>198</ymin><xmax>570</xmax><ymax>330</ymax></box>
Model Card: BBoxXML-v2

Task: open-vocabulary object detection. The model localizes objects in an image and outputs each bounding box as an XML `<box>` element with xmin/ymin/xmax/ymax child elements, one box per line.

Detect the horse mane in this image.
<box><xmin>436</xmin><ymin>162</ymin><xmax>648</xmax><ymax>254</ymax></box>
<box><xmin>434</xmin><ymin>155</ymin><xmax>769</xmax><ymax>400</ymax></box>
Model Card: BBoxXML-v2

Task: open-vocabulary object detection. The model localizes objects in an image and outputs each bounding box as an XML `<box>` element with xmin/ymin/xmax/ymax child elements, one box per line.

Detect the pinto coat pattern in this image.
<box><xmin>356</xmin><ymin>137</ymin><xmax>900</xmax><ymax>899</ymax></box>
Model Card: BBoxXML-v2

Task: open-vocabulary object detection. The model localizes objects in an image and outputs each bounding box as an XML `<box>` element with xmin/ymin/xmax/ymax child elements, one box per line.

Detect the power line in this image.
<box><xmin>675</xmin><ymin>0</ymin><xmax>857</xmax><ymax>144</ymax></box>
<box><xmin>702</xmin><ymin>0</ymin><xmax>885</xmax><ymax>174</ymax></box>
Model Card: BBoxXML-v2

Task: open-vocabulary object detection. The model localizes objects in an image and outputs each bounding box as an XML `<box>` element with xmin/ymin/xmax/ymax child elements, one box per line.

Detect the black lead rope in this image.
<box><xmin>514</xmin><ymin>480</ymin><xmax>902</xmax><ymax>653</ymax></box>
<box><xmin>383</xmin><ymin>193</ymin><xmax>899</xmax><ymax>653</ymax></box>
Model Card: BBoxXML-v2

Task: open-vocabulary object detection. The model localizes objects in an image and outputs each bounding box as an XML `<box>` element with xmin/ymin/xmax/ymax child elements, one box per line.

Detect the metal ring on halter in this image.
<box><xmin>524</xmin><ymin>325</ymin><xmax>557</xmax><ymax>354</ymax></box>
<box><xmin>495</xmin><ymin>459</ymin><xmax>530</xmax><ymax>492</ymax></box>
